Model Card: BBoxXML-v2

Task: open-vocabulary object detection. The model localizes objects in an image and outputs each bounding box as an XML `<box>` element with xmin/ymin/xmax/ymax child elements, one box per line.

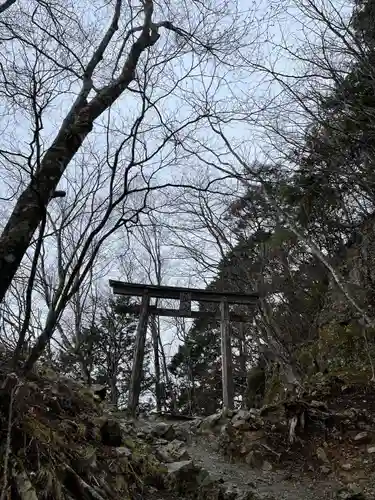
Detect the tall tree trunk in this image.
<box><xmin>0</xmin><ymin>20</ymin><xmax>159</xmax><ymax>304</ymax></box>
<box><xmin>109</xmin><ymin>376</ymin><xmax>118</xmax><ymax>407</ymax></box>
<box><xmin>150</xmin><ymin>315</ymin><xmax>162</xmax><ymax>412</ymax></box>
<box><xmin>238</xmin><ymin>323</ymin><xmax>248</xmax><ymax>407</ymax></box>
<box><xmin>259</xmin><ymin>300</ymin><xmax>301</xmax><ymax>389</ymax></box>
<box><xmin>188</xmin><ymin>358</ymin><xmax>195</xmax><ymax>415</ymax></box>
<box><xmin>158</xmin><ymin>334</ymin><xmax>177</xmax><ymax>412</ymax></box>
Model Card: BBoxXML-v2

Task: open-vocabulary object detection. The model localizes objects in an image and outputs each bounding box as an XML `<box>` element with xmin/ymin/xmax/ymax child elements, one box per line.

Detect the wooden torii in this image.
<box><xmin>109</xmin><ymin>280</ymin><xmax>259</xmax><ymax>416</ymax></box>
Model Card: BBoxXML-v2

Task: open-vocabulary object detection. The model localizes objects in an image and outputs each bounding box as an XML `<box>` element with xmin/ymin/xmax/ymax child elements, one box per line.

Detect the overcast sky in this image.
<box><xmin>0</xmin><ymin>0</ymin><xmax>354</xmax><ymax>362</ymax></box>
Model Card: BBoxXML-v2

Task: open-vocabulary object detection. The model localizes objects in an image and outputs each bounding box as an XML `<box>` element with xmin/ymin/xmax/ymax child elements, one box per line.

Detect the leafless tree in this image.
<box><xmin>194</xmin><ymin>112</ymin><xmax>375</xmax><ymax>381</ymax></box>
<box><xmin>0</xmin><ymin>0</ymin><xmax>261</xmax><ymax>308</ymax></box>
<box><xmin>148</xmin><ymin>0</ymin><xmax>375</xmax><ymax>384</ymax></box>
<box><xmin>0</xmin><ymin>0</ymin><xmax>265</xmax><ymax>370</ymax></box>
<box><xmin>123</xmin><ymin>213</ymin><xmax>176</xmax><ymax>411</ymax></box>
<box><xmin>176</xmin><ymin>189</ymin><xmax>305</xmax><ymax>387</ymax></box>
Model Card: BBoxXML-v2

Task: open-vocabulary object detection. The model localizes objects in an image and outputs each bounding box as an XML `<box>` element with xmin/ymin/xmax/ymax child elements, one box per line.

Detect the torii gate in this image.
<box><xmin>109</xmin><ymin>280</ymin><xmax>259</xmax><ymax>416</ymax></box>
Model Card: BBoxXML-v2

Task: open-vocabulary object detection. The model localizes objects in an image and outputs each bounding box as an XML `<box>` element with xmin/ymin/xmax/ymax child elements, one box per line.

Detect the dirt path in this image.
<box><xmin>187</xmin><ymin>435</ymin><xmax>340</xmax><ymax>500</ymax></box>
<box><xmin>134</xmin><ymin>417</ymin><xmax>351</xmax><ymax>499</ymax></box>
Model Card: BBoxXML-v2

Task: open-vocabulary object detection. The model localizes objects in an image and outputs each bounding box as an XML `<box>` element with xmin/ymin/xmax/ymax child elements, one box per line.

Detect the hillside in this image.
<box><xmin>2</xmin><ymin>357</ymin><xmax>375</xmax><ymax>500</ymax></box>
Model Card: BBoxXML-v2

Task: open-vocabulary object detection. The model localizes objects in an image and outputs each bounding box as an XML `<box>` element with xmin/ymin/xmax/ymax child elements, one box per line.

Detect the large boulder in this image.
<box><xmin>155</xmin><ymin>439</ymin><xmax>190</xmax><ymax>463</ymax></box>
<box><xmin>165</xmin><ymin>460</ymin><xmax>266</xmax><ymax>500</ymax></box>
<box><xmin>199</xmin><ymin>412</ymin><xmax>229</xmax><ymax>433</ymax></box>
<box><xmin>165</xmin><ymin>460</ymin><xmax>203</xmax><ymax>495</ymax></box>
<box><xmin>152</xmin><ymin>422</ymin><xmax>176</xmax><ymax>441</ymax></box>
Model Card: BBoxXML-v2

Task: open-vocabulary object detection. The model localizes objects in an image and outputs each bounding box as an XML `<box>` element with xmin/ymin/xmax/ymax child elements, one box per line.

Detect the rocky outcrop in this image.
<box><xmin>187</xmin><ymin>394</ymin><xmax>375</xmax><ymax>499</ymax></box>
<box><xmin>318</xmin><ymin>213</ymin><xmax>375</xmax><ymax>328</ymax></box>
<box><xmin>134</xmin><ymin>400</ymin><xmax>375</xmax><ymax>499</ymax></box>
<box><xmin>122</xmin><ymin>382</ymin><xmax>375</xmax><ymax>498</ymax></box>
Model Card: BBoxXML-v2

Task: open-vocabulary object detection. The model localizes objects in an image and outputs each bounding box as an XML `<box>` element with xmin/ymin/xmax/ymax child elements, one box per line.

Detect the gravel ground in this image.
<box><xmin>186</xmin><ymin>436</ymin><xmax>342</xmax><ymax>500</ymax></box>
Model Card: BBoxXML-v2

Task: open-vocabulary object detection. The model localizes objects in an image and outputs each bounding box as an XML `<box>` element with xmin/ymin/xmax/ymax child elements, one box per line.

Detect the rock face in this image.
<box><xmin>155</xmin><ymin>440</ymin><xmax>190</xmax><ymax>463</ymax></box>
<box><xmin>191</xmin><ymin>393</ymin><xmax>375</xmax><ymax>494</ymax></box>
<box><xmin>318</xmin><ymin>214</ymin><xmax>375</xmax><ymax>328</ymax></box>
<box><xmin>310</xmin><ymin>214</ymin><xmax>375</xmax><ymax>379</ymax></box>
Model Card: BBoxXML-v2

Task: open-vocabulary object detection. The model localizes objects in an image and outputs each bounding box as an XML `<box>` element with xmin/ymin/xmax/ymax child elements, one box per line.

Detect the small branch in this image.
<box><xmin>14</xmin><ymin>209</ymin><xmax>47</xmax><ymax>364</ymax></box>
<box><xmin>65</xmin><ymin>466</ymin><xmax>106</xmax><ymax>500</ymax></box>
<box><xmin>52</xmin><ymin>190</ymin><xmax>66</xmax><ymax>198</ymax></box>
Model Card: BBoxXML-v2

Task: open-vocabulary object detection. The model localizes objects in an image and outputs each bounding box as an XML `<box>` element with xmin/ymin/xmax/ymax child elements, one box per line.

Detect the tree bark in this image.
<box><xmin>109</xmin><ymin>376</ymin><xmax>118</xmax><ymax>407</ymax></box>
<box><xmin>220</xmin><ymin>299</ymin><xmax>234</xmax><ymax>410</ymax></box>
<box><xmin>0</xmin><ymin>22</ymin><xmax>159</xmax><ymax>304</ymax></box>
<box><xmin>150</xmin><ymin>315</ymin><xmax>162</xmax><ymax>412</ymax></box>
<box><xmin>128</xmin><ymin>292</ymin><xmax>150</xmax><ymax>416</ymax></box>
<box><xmin>0</xmin><ymin>0</ymin><xmax>16</xmax><ymax>14</ymax></box>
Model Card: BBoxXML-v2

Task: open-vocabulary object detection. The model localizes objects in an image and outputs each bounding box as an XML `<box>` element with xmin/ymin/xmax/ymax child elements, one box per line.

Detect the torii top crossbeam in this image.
<box><xmin>109</xmin><ymin>280</ymin><xmax>259</xmax><ymax>305</ymax></box>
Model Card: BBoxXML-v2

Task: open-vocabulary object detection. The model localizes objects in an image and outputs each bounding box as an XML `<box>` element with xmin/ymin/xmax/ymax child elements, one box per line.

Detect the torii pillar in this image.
<box><xmin>128</xmin><ymin>291</ymin><xmax>150</xmax><ymax>417</ymax></box>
